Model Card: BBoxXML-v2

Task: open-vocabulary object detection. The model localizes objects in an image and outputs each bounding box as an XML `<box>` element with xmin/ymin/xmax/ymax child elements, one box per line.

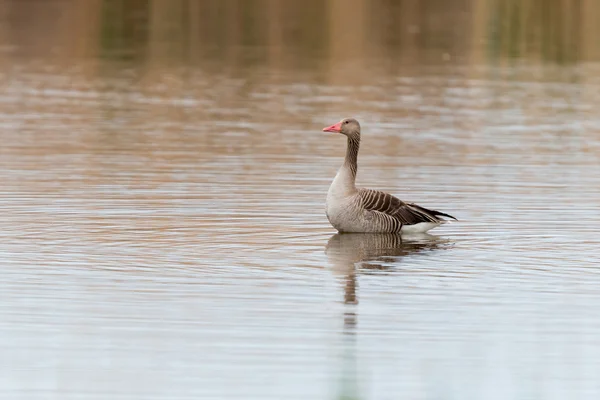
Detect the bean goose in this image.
<box><xmin>323</xmin><ymin>118</ymin><xmax>456</xmax><ymax>233</ymax></box>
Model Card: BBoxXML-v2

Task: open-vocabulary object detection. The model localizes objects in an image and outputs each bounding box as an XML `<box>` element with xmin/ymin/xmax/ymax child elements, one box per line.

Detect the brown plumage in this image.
<box><xmin>359</xmin><ymin>189</ymin><xmax>456</xmax><ymax>227</ymax></box>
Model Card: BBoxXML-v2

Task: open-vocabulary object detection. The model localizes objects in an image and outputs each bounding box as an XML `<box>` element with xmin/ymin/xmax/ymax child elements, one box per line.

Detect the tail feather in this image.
<box><xmin>408</xmin><ymin>203</ymin><xmax>457</xmax><ymax>222</ymax></box>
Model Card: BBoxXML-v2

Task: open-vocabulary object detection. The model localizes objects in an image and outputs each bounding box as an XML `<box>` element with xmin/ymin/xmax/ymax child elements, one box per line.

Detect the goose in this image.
<box><xmin>323</xmin><ymin>118</ymin><xmax>456</xmax><ymax>234</ymax></box>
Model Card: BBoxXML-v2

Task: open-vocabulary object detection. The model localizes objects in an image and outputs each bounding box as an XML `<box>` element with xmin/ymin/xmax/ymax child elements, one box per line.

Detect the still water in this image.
<box><xmin>2</xmin><ymin>1</ymin><xmax>600</xmax><ymax>399</ymax></box>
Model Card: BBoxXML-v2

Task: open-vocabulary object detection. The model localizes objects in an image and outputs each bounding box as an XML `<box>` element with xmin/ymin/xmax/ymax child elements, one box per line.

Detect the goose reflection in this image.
<box><xmin>326</xmin><ymin>233</ymin><xmax>446</xmax><ymax>305</ymax></box>
<box><xmin>326</xmin><ymin>233</ymin><xmax>447</xmax><ymax>400</ymax></box>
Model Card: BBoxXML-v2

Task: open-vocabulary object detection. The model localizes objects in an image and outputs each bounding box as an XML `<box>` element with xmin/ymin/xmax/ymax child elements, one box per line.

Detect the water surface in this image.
<box><xmin>1</xmin><ymin>1</ymin><xmax>600</xmax><ymax>399</ymax></box>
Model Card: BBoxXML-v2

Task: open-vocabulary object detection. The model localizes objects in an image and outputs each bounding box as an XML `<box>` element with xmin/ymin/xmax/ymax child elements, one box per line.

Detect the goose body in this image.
<box><xmin>323</xmin><ymin>118</ymin><xmax>456</xmax><ymax>234</ymax></box>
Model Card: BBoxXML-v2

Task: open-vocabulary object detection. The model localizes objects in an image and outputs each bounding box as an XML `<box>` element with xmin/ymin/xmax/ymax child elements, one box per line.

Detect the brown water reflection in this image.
<box><xmin>2</xmin><ymin>1</ymin><xmax>600</xmax><ymax>399</ymax></box>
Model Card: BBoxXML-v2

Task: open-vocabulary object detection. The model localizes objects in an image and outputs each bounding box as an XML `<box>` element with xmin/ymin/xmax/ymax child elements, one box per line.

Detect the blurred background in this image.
<box><xmin>3</xmin><ymin>0</ymin><xmax>600</xmax><ymax>65</ymax></box>
<box><xmin>2</xmin><ymin>1</ymin><xmax>600</xmax><ymax>399</ymax></box>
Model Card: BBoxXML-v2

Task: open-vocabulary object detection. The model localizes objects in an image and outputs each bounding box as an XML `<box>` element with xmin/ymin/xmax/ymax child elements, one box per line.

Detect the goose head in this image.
<box><xmin>322</xmin><ymin>118</ymin><xmax>361</xmax><ymax>139</ymax></box>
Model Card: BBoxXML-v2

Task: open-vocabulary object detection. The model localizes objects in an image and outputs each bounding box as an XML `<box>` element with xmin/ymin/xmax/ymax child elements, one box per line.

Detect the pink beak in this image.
<box><xmin>322</xmin><ymin>121</ymin><xmax>343</xmax><ymax>133</ymax></box>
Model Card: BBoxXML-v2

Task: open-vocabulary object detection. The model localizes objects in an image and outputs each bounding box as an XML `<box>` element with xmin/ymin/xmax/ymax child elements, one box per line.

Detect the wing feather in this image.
<box><xmin>358</xmin><ymin>189</ymin><xmax>456</xmax><ymax>226</ymax></box>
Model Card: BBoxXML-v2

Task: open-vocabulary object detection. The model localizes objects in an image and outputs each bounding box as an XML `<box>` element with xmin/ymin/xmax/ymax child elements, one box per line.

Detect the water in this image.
<box><xmin>2</xmin><ymin>1</ymin><xmax>600</xmax><ymax>399</ymax></box>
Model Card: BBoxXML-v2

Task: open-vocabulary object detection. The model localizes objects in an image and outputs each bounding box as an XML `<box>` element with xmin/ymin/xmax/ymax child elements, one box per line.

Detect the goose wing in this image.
<box><xmin>358</xmin><ymin>189</ymin><xmax>456</xmax><ymax>225</ymax></box>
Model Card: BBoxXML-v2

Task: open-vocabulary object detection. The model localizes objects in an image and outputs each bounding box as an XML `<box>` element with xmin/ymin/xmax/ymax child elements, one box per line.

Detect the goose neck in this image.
<box><xmin>344</xmin><ymin>135</ymin><xmax>360</xmax><ymax>179</ymax></box>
